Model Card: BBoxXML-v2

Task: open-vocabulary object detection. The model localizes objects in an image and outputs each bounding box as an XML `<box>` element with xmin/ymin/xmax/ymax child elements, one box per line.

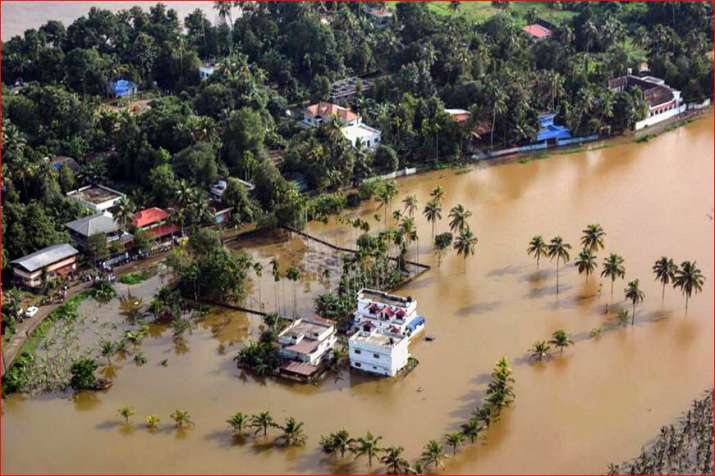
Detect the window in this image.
<box><xmin>373</xmin><ymin>353</ymin><xmax>380</xmax><ymax>359</ymax></box>
<box><xmin>355</xmin><ymin>362</ymin><xmax>362</xmax><ymax>367</ymax></box>
<box><xmin>354</xmin><ymin>349</ymin><xmax>362</xmax><ymax>354</ymax></box>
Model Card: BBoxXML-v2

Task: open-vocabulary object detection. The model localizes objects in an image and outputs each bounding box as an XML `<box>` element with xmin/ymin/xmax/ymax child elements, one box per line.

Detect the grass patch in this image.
<box><xmin>118</xmin><ymin>270</ymin><xmax>151</xmax><ymax>285</ymax></box>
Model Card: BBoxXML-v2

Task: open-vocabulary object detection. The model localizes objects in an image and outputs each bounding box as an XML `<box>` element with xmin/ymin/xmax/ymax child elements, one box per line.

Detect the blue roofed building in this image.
<box><xmin>536</xmin><ymin>113</ymin><xmax>572</xmax><ymax>143</ymax></box>
<box><xmin>108</xmin><ymin>79</ymin><xmax>138</xmax><ymax>98</ymax></box>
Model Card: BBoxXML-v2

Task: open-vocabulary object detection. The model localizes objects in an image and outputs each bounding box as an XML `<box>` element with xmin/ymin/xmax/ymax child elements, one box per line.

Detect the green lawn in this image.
<box><xmin>386</xmin><ymin>1</ymin><xmax>578</xmax><ymax>25</ymax></box>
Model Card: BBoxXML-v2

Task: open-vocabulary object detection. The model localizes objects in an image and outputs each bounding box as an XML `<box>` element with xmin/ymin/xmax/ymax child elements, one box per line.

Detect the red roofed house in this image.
<box><xmin>522</xmin><ymin>24</ymin><xmax>552</xmax><ymax>41</ymax></box>
<box><xmin>132</xmin><ymin>207</ymin><xmax>179</xmax><ymax>242</ymax></box>
<box><xmin>303</xmin><ymin>102</ymin><xmax>360</xmax><ymax>127</ymax></box>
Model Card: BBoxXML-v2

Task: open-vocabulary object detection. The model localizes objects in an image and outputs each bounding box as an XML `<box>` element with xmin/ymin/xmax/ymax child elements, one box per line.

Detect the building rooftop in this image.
<box><xmin>306</xmin><ymin>102</ymin><xmax>358</xmax><ymax>123</ymax></box>
<box><xmin>341</xmin><ymin>123</ymin><xmax>381</xmax><ymax>145</ymax></box>
<box><xmin>608</xmin><ymin>75</ymin><xmax>676</xmax><ymax>109</ymax></box>
<box><xmin>350</xmin><ymin>329</ymin><xmax>405</xmax><ymax>348</ymax></box>
<box><xmin>280</xmin><ymin>318</ymin><xmax>333</xmax><ymax>342</ymax></box>
<box><xmin>65</xmin><ymin>214</ymin><xmax>119</xmax><ymax>238</ymax></box>
<box><xmin>133</xmin><ymin>207</ymin><xmax>169</xmax><ymax>228</ymax></box>
<box><xmin>11</xmin><ymin>243</ymin><xmax>79</xmax><ymax>273</ymax></box>
<box><xmin>358</xmin><ymin>288</ymin><xmax>414</xmax><ymax>308</ymax></box>
<box><xmin>67</xmin><ymin>185</ymin><xmax>124</xmax><ymax>205</ymax></box>
<box><xmin>522</xmin><ymin>24</ymin><xmax>552</xmax><ymax>40</ymax></box>
<box><xmin>285</xmin><ymin>339</ymin><xmax>320</xmax><ymax>355</ymax></box>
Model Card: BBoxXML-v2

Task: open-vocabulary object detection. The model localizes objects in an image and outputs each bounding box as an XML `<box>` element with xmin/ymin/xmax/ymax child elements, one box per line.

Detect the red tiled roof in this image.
<box><xmin>281</xmin><ymin>361</ymin><xmax>320</xmax><ymax>377</ymax></box>
<box><xmin>147</xmin><ymin>224</ymin><xmax>179</xmax><ymax>239</ymax></box>
<box><xmin>306</xmin><ymin>102</ymin><xmax>358</xmax><ymax>123</ymax></box>
<box><xmin>133</xmin><ymin>207</ymin><xmax>169</xmax><ymax>228</ymax></box>
<box><xmin>522</xmin><ymin>24</ymin><xmax>552</xmax><ymax>39</ymax></box>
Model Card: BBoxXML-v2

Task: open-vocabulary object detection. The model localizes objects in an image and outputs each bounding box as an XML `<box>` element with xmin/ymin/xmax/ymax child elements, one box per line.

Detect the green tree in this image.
<box><xmin>445</xmin><ymin>431</ymin><xmax>464</xmax><ymax>455</ymax></box>
<box><xmin>170</xmin><ymin>410</ymin><xmax>193</xmax><ymax>428</ymax></box>
<box><xmin>530</xmin><ymin>340</ymin><xmax>552</xmax><ymax>361</ymax></box>
<box><xmin>227</xmin><ymin>412</ymin><xmax>247</xmax><ymax>435</ymax></box>
<box><xmin>549</xmin><ymin>329</ymin><xmax>574</xmax><ymax>354</ymax></box>
<box><xmin>434</xmin><ymin>232</ymin><xmax>453</xmax><ymax>267</ymax></box>
<box><xmin>460</xmin><ymin>417</ymin><xmax>483</xmax><ymax>444</ymax></box>
<box><xmin>624</xmin><ymin>279</ymin><xmax>645</xmax><ymax>325</ymax></box>
<box><xmin>402</xmin><ymin>194</ymin><xmax>418</xmax><ymax>218</ymax></box>
<box><xmin>145</xmin><ymin>415</ymin><xmax>160</xmax><ymax>429</ymax></box>
<box><xmin>454</xmin><ymin>227</ymin><xmax>477</xmax><ymax>272</ymax></box>
<box><xmin>249</xmin><ymin>411</ymin><xmax>275</xmax><ymax>437</ymax></box>
<box><xmin>319</xmin><ymin>430</ymin><xmax>353</xmax><ymax>458</ymax></box>
<box><xmin>277</xmin><ymin>417</ymin><xmax>306</xmax><ymax>446</ymax></box>
<box><xmin>580</xmin><ymin>224</ymin><xmax>606</xmax><ymax>253</ymax></box>
<box><xmin>118</xmin><ymin>406</ymin><xmax>135</xmax><ymax>424</ymax></box>
<box><xmin>353</xmin><ymin>432</ymin><xmax>383</xmax><ymax>467</ymax></box>
<box><xmin>547</xmin><ymin>236</ymin><xmax>571</xmax><ymax>295</ymax></box>
<box><xmin>653</xmin><ymin>257</ymin><xmax>678</xmax><ymax>304</ymax></box>
<box><xmin>100</xmin><ymin>340</ymin><xmax>115</xmax><ymax>365</ymax></box>
<box><xmin>527</xmin><ymin>235</ymin><xmax>548</xmax><ymax>269</ymax></box>
<box><xmin>69</xmin><ymin>358</ymin><xmax>98</xmax><ymax>390</ymax></box>
<box><xmin>173</xmin><ymin>142</ymin><xmax>219</xmax><ymax>188</ymax></box>
<box><xmin>601</xmin><ymin>253</ymin><xmax>626</xmax><ymax>311</ymax></box>
<box><xmin>423</xmin><ymin>199</ymin><xmax>442</xmax><ymax>239</ymax></box>
<box><xmin>420</xmin><ymin>440</ymin><xmax>446</xmax><ymax>470</ymax></box>
<box><xmin>575</xmin><ymin>249</ymin><xmax>597</xmax><ymax>282</ymax></box>
<box><xmin>448</xmin><ymin>204</ymin><xmax>471</xmax><ymax>233</ymax></box>
<box><xmin>380</xmin><ymin>446</ymin><xmax>410</xmax><ymax>474</ymax></box>
<box><xmin>673</xmin><ymin>261</ymin><xmax>705</xmax><ymax>314</ymax></box>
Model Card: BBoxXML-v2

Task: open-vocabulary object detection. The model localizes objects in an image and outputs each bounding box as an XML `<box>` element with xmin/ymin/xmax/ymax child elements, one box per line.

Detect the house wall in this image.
<box><xmin>12</xmin><ymin>256</ymin><xmax>77</xmax><ymax>288</ymax></box>
<box><xmin>635</xmin><ymin>103</ymin><xmax>687</xmax><ymax>130</ymax></box>
<box><xmin>348</xmin><ymin>336</ymin><xmax>409</xmax><ymax>377</ymax></box>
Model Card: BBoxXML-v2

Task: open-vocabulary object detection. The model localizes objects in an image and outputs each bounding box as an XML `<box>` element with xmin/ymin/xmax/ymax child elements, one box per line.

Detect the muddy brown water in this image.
<box><xmin>3</xmin><ymin>115</ymin><xmax>713</xmax><ymax>474</ymax></box>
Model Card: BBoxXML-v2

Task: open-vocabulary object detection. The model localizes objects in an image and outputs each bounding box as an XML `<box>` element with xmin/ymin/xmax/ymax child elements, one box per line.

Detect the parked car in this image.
<box><xmin>24</xmin><ymin>306</ymin><xmax>39</xmax><ymax>318</ymax></box>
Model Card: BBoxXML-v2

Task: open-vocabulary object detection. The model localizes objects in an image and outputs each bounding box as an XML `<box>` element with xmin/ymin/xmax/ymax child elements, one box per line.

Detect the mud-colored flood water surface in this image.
<box><xmin>3</xmin><ymin>115</ymin><xmax>713</xmax><ymax>474</ymax></box>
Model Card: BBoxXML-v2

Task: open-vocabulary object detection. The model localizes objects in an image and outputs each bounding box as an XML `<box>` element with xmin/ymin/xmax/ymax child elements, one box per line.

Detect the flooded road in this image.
<box><xmin>3</xmin><ymin>114</ymin><xmax>713</xmax><ymax>473</ymax></box>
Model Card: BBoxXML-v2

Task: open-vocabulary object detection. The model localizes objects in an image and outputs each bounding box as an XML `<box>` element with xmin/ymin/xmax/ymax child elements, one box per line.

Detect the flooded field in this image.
<box><xmin>3</xmin><ymin>114</ymin><xmax>713</xmax><ymax>473</ymax></box>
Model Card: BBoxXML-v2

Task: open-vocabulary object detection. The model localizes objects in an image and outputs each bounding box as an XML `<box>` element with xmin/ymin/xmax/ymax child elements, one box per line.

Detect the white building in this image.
<box><xmin>278</xmin><ymin>317</ymin><xmax>337</xmax><ymax>366</ymax></box>
<box><xmin>303</xmin><ymin>102</ymin><xmax>382</xmax><ymax>150</ymax></box>
<box><xmin>348</xmin><ymin>325</ymin><xmax>409</xmax><ymax>377</ymax></box>
<box><xmin>66</xmin><ymin>184</ymin><xmax>125</xmax><ymax>217</ymax></box>
<box><xmin>199</xmin><ymin>63</ymin><xmax>217</xmax><ymax>80</ymax></box>
<box><xmin>348</xmin><ymin>289</ymin><xmax>426</xmax><ymax>377</ymax></box>
<box><xmin>608</xmin><ymin>75</ymin><xmax>685</xmax><ymax>130</ymax></box>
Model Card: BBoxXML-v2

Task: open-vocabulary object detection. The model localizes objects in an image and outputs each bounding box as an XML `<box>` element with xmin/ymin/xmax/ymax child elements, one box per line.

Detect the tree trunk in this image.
<box><xmin>555</xmin><ymin>259</ymin><xmax>560</xmax><ymax>295</ymax></box>
<box><xmin>632</xmin><ymin>302</ymin><xmax>636</xmax><ymax>325</ymax></box>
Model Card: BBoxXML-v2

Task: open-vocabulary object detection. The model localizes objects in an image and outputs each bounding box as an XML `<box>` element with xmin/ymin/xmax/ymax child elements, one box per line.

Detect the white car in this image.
<box><xmin>24</xmin><ymin>306</ymin><xmax>39</xmax><ymax>318</ymax></box>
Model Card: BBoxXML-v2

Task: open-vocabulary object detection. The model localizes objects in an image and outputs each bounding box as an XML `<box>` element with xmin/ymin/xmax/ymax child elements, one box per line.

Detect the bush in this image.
<box><xmin>346</xmin><ymin>192</ymin><xmax>362</xmax><ymax>208</ymax></box>
<box><xmin>118</xmin><ymin>271</ymin><xmax>149</xmax><ymax>285</ymax></box>
<box><xmin>69</xmin><ymin>358</ymin><xmax>98</xmax><ymax>390</ymax></box>
<box><xmin>374</xmin><ymin>144</ymin><xmax>399</xmax><ymax>172</ymax></box>
<box><xmin>2</xmin><ymin>352</ymin><xmax>33</xmax><ymax>396</ymax></box>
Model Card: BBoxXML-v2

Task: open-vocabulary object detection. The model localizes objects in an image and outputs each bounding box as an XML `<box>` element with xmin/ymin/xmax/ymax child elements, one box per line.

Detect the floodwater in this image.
<box><xmin>3</xmin><ymin>114</ymin><xmax>713</xmax><ymax>474</ymax></box>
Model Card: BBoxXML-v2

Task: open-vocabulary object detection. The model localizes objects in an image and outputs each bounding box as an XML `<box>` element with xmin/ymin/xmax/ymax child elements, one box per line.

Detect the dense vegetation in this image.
<box><xmin>2</xmin><ymin>2</ymin><xmax>712</xmax><ymax>271</ymax></box>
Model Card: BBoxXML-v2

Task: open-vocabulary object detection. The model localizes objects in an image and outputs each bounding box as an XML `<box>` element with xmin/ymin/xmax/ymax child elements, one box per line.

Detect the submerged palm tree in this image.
<box><xmin>118</xmin><ymin>406</ymin><xmax>135</xmax><ymax>424</ymax></box>
<box><xmin>530</xmin><ymin>341</ymin><xmax>552</xmax><ymax>361</ymax></box>
<box><xmin>423</xmin><ymin>199</ymin><xmax>442</xmax><ymax>239</ymax></box>
<box><xmin>580</xmin><ymin>224</ymin><xmax>606</xmax><ymax>254</ymax></box>
<box><xmin>320</xmin><ymin>430</ymin><xmax>353</xmax><ymax>458</ymax></box>
<box><xmin>430</xmin><ymin>185</ymin><xmax>445</xmax><ymax>204</ymax></box>
<box><xmin>527</xmin><ymin>235</ymin><xmax>548</xmax><ymax>269</ymax></box>
<box><xmin>547</xmin><ymin>236</ymin><xmax>571</xmax><ymax>295</ymax></box>
<box><xmin>227</xmin><ymin>412</ymin><xmax>247</xmax><ymax>435</ymax></box>
<box><xmin>250</xmin><ymin>411</ymin><xmax>274</xmax><ymax>437</ymax></box>
<box><xmin>444</xmin><ymin>431</ymin><xmax>464</xmax><ymax>455</ymax></box>
<box><xmin>673</xmin><ymin>261</ymin><xmax>705</xmax><ymax>314</ymax></box>
<box><xmin>652</xmin><ymin>257</ymin><xmax>678</xmax><ymax>304</ymax></box>
<box><xmin>549</xmin><ymin>329</ymin><xmax>574</xmax><ymax>353</ymax></box>
<box><xmin>286</xmin><ymin>266</ymin><xmax>301</xmax><ymax>317</ymax></box>
<box><xmin>454</xmin><ymin>227</ymin><xmax>478</xmax><ymax>272</ymax></box>
<box><xmin>601</xmin><ymin>254</ymin><xmax>626</xmax><ymax>312</ymax></box>
<box><xmin>170</xmin><ymin>410</ymin><xmax>193</xmax><ymax>428</ymax></box>
<box><xmin>380</xmin><ymin>446</ymin><xmax>410</xmax><ymax>474</ymax></box>
<box><xmin>448</xmin><ymin>204</ymin><xmax>472</xmax><ymax>232</ymax></box>
<box><xmin>353</xmin><ymin>432</ymin><xmax>383</xmax><ymax>467</ymax></box>
<box><xmin>624</xmin><ymin>279</ymin><xmax>646</xmax><ymax>325</ymax></box>
<box><xmin>420</xmin><ymin>440</ymin><xmax>446</xmax><ymax>470</ymax></box>
<box><xmin>277</xmin><ymin>417</ymin><xmax>306</xmax><ymax>446</ymax></box>
<box><xmin>460</xmin><ymin>417</ymin><xmax>483</xmax><ymax>443</ymax></box>
<box><xmin>402</xmin><ymin>194</ymin><xmax>418</xmax><ymax>217</ymax></box>
<box><xmin>575</xmin><ymin>249</ymin><xmax>597</xmax><ymax>282</ymax></box>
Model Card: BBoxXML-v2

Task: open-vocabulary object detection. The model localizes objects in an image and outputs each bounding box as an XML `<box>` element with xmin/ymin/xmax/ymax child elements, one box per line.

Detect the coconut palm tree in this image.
<box><xmin>402</xmin><ymin>194</ymin><xmax>418</xmax><ymax>218</ymax></box>
<box><xmin>580</xmin><ymin>224</ymin><xmax>606</xmax><ymax>254</ymax></box>
<box><xmin>286</xmin><ymin>266</ymin><xmax>301</xmax><ymax>317</ymax></box>
<box><xmin>400</xmin><ymin>216</ymin><xmax>418</xmax><ymax>257</ymax></box>
<box><xmin>575</xmin><ymin>249</ymin><xmax>597</xmax><ymax>282</ymax></box>
<box><xmin>616</xmin><ymin>309</ymin><xmax>631</xmax><ymax>326</ymax></box>
<box><xmin>380</xmin><ymin>446</ymin><xmax>410</xmax><ymax>474</ymax></box>
<box><xmin>673</xmin><ymin>261</ymin><xmax>705</xmax><ymax>314</ymax></box>
<box><xmin>530</xmin><ymin>341</ymin><xmax>552</xmax><ymax>361</ymax></box>
<box><xmin>652</xmin><ymin>257</ymin><xmax>678</xmax><ymax>304</ymax></box>
<box><xmin>249</xmin><ymin>411</ymin><xmax>274</xmax><ymax>437</ymax></box>
<box><xmin>353</xmin><ymin>432</ymin><xmax>383</xmax><ymax>467</ymax></box>
<box><xmin>601</xmin><ymin>254</ymin><xmax>626</xmax><ymax>312</ymax></box>
<box><xmin>549</xmin><ymin>329</ymin><xmax>574</xmax><ymax>353</ymax></box>
<box><xmin>624</xmin><ymin>279</ymin><xmax>645</xmax><ymax>325</ymax></box>
<box><xmin>448</xmin><ymin>204</ymin><xmax>472</xmax><ymax>233</ymax></box>
<box><xmin>420</xmin><ymin>440</ymin><xmax>446</xmax><ymax>470</ymax></box>
<box><xmin>460</xmin><ymin>417</ymin><xmax>483</xmax><ymax>444</ymax></box>
<box><xmin>115</xmin><ymin>197</ymin><xmax>136</xmax><ymax>231</ymax></box>
<box><xmin>170</xmin><ymin>410</ymin><xmax>193</xmax><ymax>428</ymax></box>
<box><xmin>227</xmin><ymin>412</ymin><xmax>247</xmax><ymax>435</ymax></box>
<box><xmin>270</xmin><ymin>258</ymin><xmax>281</xmax><ymax>315</ymax></box>
<box><xmin>444</xmin><ymin>431</ymin><xmax>464</xmax><ymax>455</ymax></box>
<box><xmin>145</xmin><ymin>415</ymin><xmax>160</xmax><ymax>429</ymax></box>
<box><xmin>423</xmin><ymin>200</ymin><xmax>442</xmax><ymax>239</ymax></box>
<box><xmin>277</xmin><ymin>417</ymin><xmax>306</xmax><ymax>446</ymax></box>
<box><xmin>118</xmin><ymin>406</ymin><xmax>135</xmax><ymax>424</ymax></box>
<box><xmin>547</xmin><ymin>236</ymin><xmax>572</xmax><ymax>295</ymax></box>
<box><xmin>253</xmin><ymin>262</ymin><xmax>264</xmax><ymax>310</ymax></box>
<box><xmin>320</xmin><ymin>430</ymin><xmax>353</xmax><ymax>458</ymax></box>
<box><xmin>527</xmin><ymin>235</ymin><xmax>548</xmax><ymax>269</ymax></box>
<box><xmin>430</xmin><ymin>185</ymin><xmax>445</xmax><ymax>204</ymax></box>
<box><xmin>454</xmin><ymin>227</ymin><xmax>478</xmax><ymax>272</ymax></box>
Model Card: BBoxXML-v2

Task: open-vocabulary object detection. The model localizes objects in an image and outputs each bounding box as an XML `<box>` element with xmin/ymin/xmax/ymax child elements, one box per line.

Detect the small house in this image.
<box><xmin>608</xmin><ymin>75</ymin><xmax>685</xmax><ymax>130</ymax></box>
<box><xmin>522</xmin><ymin>24</ymin><xmax>552</xmax><ymax>41</ymax></box>
<box><xmin>11</xmin><ymin>244</ymin><xmax>79</xmax><ymax>288</ymax></box>
<box><xmin>132</xmin><ymin>207</ymin><xmax>179</xmax><ymax>243</ymax></box>
<box><xmin>66</xmin><ymin>184</ymin><xmax>125</xmax><ymax>217</ymax></box>
<box><xmin>65</xmin><ymin>214</ymin><xmax>131</xmax><ymax>251</ymax></box>
<box><xmin>108</xmin><ymin>79</ymin><xmax>138</xmax><ymax>98</ymax></box>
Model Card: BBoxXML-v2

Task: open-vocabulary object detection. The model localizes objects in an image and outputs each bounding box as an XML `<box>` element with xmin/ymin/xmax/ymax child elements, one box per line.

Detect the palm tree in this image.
<box><xmin>118</xmin><ymin>406</ymin><xmax>135</xmax><ymax>424</ymax></box>
<box><xmin>575</xmin><ymin>249</ymin><xmax>597</xmax><ymax>282</ymax></box>
<box><xmin>277</xmin><ymin>417</ymin><xmax>306</xmax><ymax>446</ymax></box>
<box><xmin>420</xmin><ymin>440</ymin><xmax>446</xmax><ymax>470</ymax></box>
<box><xmin>444</xmin><ymin>431</ymin><xmax>464</xmax><ymax>455</ymax></box>
<box><xmin>250</xmin><ymin>411</ymin><xmax>274</xmax><ymax>437</ymax></box>
<box><xmin>227</xmin><ymin>412</ymin><xmax>247</xmax><ymax>435</ymax></box>
<box><xmin>527</xmin><ymin>236</ymin><xmax>548</xmax><ymax>269</ymax></box>
<box><xmin>547</xmin><ymin>236</ymin><xmax>572</xmax><ymax>295</ymax></box>
<box><xmin>253</xmin><ymin>262</ymin><xmax>264</xmax><ymax>310</ymax></box>
<box><xmin>673</xmin><ymin>261</ymin><xmax>705</xmax><ymax>314</ymax></box>
<box><xmin>430</xmin><ymin>186</ymin><xmax>445</xmax><ymax>204</ymax></box>
<box><xmin>145</xmin><ymin>415</ymin><xmax>160</xmax><ymax>429</ymax></box>
<box><xmin>530</xmin><ymin>341</ymin><xmax>551</xmax><ymax>361</ymax></box>
<box><xmin>652</xmin><ymin>257</ymin><xmax>678</xmax><ymax>304</ymax></box>
<box><xmin>448</xmin><ymin>204</ymin><xmax>472</xmax><ymax>233</ymax></box>
<box><xmin>580</xmin><ymin>224</ymin><xmax>606</xmax><ymax>254</ymax></box>
<box><xmin>320</xmin><ymin>430</ymin><xmax>353</xmax><ymax>458</ymax></box>
<box><xmin>353</xmin><ymin>432</ymin><xmax>383</xmax><ymax>467</ymax></box>
<box><xmin>624</xmin><ymin>279</ymin><xmax>646</xmax><ymax>325</ymax></box>
<box><xmin>460</xmin><ymin>417</ymin><xmax>482</xmax><ymax>444</ymax></box>
<box><xmin>454</xmin><ymin>227</ymin><xmax>478</xmax><ymax>272</ymax></box>
<box><xmin>115</xmin><ymin>197</ymin><xmax>136</xmax><ymax>231</ymax></box>
<box><xmin>286</xmin><ymin>266</ymin><xmax>301</xmax><ymax>317</ymax></box>
<box><xmin>380</xmin><ymin>446</ymin><xmax>410</xmax><ymax>474</ymax></box>
<box><xmin>423</xmin><ymin>200</ymin><xmax>442</xmax><ymax>240</ymax></box>
<box><xmin>549</xmin><ymin>329</ymin><xmax>574</xmax><ymax>354</ymax></box>
<box><xmin>400</xmin><ymin>216</ymin><xmax>418</xmax><ymax>257</ymax></box>
<box><xmin>170</xmin><ymin>410</ymin><xmax>193</xmax><ymax>428</ymax></box>
<box><xmin>402</xmin><ymin>194</ymin><xmax>418</xmax><ymax>218</ymax></box>
<box><xmin>601</xmin><ymin>254</ymin><xmax>626</xmax><ymax>311</ymax></box>
<box><xmin>270</xmin><ymin>258</ymin><xmax>281</xmax><ymax>315</ymax></box>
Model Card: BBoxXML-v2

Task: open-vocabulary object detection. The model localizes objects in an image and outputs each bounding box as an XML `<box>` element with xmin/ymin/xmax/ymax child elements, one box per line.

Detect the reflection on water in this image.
<box><xmin>2</xmin><ymin>115</ymin><xmax>713</xmax><ymax>474</ymax></box>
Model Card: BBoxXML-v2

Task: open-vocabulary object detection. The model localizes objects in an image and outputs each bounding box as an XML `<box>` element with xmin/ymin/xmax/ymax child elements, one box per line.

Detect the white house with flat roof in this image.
<box><xmin>341</xmin><ymin>123</ymin><xmax>382</xmax><ymax>151</ymax></box>
<box><xmin>67</xmin><ymin>185</ymin><xmax>125</xmax><ymax>217</ymax></box>
<box><xmin>278</xmin><ymin>317</ymin><xmax>337</xmax><ymax>366</ymax></box>
<box><xmin>349</xmin><ymin>324</ymin><xmax>409</xmax><ymax>377</ymax></box>
<box><xmin>353</xmin><ymin>289</ymin><xmax>425</xmax><ymax>340</ymax></box>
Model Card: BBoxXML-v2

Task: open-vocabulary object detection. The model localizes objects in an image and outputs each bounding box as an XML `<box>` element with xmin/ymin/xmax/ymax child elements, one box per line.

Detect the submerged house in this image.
<box><xmin>278</xmin><ymin>317</ymin><xmax>337</xmax><ymax>381</ymax></box>
<box><xmin>608</xmin><ymin>75</ymin><xmax>685</xmax><ymax>130</ymax></box>
<box><xmin>535</xmin><ymin>113</ymin><xmax>572</xmax><ymax>144</ymax></box>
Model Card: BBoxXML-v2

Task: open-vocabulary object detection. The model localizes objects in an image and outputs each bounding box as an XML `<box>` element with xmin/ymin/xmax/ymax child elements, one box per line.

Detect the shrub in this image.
<box><xmin>69</xmin><ymin>358</ymin><xmax>98</xmax><ymax>390</ymax></box>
